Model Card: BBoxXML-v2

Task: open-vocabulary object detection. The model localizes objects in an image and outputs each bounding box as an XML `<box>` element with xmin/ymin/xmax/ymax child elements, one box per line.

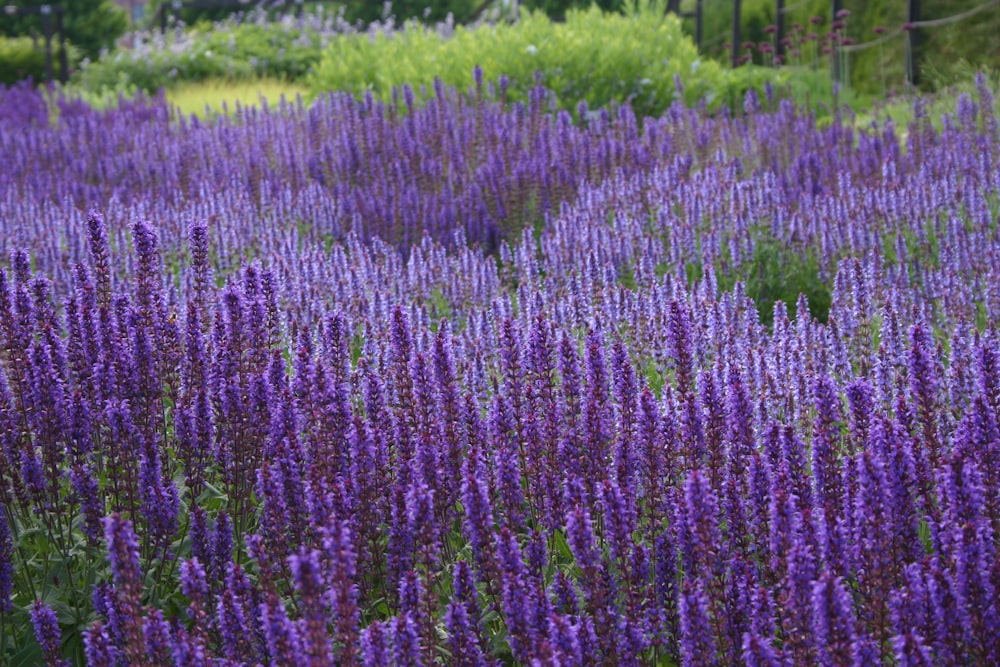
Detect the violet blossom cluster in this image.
<box><xmin>1</xmin><ymin>75</ymin><xmax>999</xmax><ymax>665</ymax></box>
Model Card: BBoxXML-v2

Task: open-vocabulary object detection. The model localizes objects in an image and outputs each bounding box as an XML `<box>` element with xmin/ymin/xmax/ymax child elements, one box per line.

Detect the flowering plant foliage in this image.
<box><xmin>1</xmin><ymin>74</ymin><xmax>999</xmax><ymax>665</ymax></box>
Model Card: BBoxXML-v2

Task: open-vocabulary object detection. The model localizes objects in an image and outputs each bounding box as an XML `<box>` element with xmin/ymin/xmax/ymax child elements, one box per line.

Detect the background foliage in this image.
<box><xmin>0</xmin><ymin>0</ymin><xmax>127</xmax><ymax>60</ymax></box>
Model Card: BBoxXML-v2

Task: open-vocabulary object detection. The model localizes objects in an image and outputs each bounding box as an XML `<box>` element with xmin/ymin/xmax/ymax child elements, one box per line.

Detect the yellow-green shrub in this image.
<box><xmin>0</xmin><ymin>37</ymin><xmax>46</xmax><ymax>85</ymax></box>
<box><xmin>307</xmin><ymin>3</ymin><xmax>742</xmax><ymax>118</ymax></box>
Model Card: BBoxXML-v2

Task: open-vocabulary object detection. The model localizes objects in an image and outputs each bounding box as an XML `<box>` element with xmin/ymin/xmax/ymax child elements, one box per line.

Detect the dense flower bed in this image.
<box><xmin>1</xmin><ymin>76</ymin><xmax>999</xmax><ymax>665</ymax></box>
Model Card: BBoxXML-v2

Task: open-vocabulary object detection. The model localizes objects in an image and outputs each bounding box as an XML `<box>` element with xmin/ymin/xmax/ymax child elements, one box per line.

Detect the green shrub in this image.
<box><xmin>0</xmin><ymin>0</ymin><xmax>126</xmax><ymax>61</ymax></box>
<box><xmin>74</xmin><ymin>12</ymin><xmax>345</xmax><ymax>94</ymax></box>
<box><xmin>0</xmin><ymin>37</ymin><xmax>46</xmax><ymax>85</ymax></box>
<box><xmin>717</xmin><ymin>230</ymin><xmax>833</xmax><ymax>326</ymax></box>
<box><xmin>306</xmin><ymin>2</ymin><xmax>748</xmax><ymax>118</ymax></box>
<box><xmin>305</xmin><ymin>1</ymin><xmax>843</xmax><ymax>118</ymax></box>
<box><xmin>0</xmin><ymin>36</ymin><xmax>80</xmax><ymax>86</ymax></box>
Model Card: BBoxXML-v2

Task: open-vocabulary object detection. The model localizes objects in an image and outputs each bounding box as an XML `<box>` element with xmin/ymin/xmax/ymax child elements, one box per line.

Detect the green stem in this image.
<box><xmin>152</xmin><ymin>513</ymin><xmax>188</xmax><ymax>608</ymax></box>
<box><xmin>1</xmin><ymin>608</ymin><xmax>7</xmax><ymax>660</ymax></box>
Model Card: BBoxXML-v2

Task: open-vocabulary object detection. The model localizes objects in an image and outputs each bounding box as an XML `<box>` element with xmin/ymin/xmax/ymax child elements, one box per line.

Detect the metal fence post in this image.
<box><xmin>906</xmin><ymin>0</ymin><xmax>920</xmax><ymax>87</ymax></box>
<box><xmin>169</xmin><ymin>0</ymin><xmax>182</xmax><ymax>29</ymax></box>
<box><xmin>55</xmin><ymin>8</ymin><xmax>68</xmax><ymax>83</ymax></box>
<box><xmin>831</xmin><ymin>0</ymin><xmax>842</xmax><ymax>82</ymax></box>
<box><xmin>732</xmin><ymin>0</ymin><xmax>742</xmax><ymax>67</ymax></box>
<box><xmin>775</xmin><ymin>0</ymin><xmax>785</xmax><ymax>59</ymax></box>
<box><xmin>695</xmin><ymin>0</ymin><xmax>703</xmax><ymax>49</ymax></box>
<box><xmin>41</xmin><ymin>4</ymin><xmax>53</xmax><ymax>84</ymax></box>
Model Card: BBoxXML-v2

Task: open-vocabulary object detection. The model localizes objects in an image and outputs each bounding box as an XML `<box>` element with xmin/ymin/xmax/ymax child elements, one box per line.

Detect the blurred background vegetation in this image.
<box><xmin>0</xmin><ymin>0</ymin><xmax>998</xmax><ymax>108</ymax></box>
<box><xmin>681</xmin><ymin>0</ymin><xmax>1000</xmax><ymax>97</ymax></box>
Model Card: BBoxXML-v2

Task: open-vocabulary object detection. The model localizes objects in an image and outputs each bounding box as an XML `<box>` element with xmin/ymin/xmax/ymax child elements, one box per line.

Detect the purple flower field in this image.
<box><xmin>1</xmin><ymin>76</ymin><xmax>1000</xmax><ymax>665</ymax></box>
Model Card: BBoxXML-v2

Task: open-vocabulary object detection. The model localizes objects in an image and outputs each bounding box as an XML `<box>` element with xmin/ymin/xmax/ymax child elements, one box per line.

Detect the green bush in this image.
<box><xmin>717</xmin><ymin>229</ymin><xmax>833</xmax><ymax>326</ymax></box>
<box><xmin>75</xmin><ymin>13</ymin><xmax>344</xmax><ymax>94</ymax></box>
<box><xmin>307</xmin><ymin>2</ymin><xmax>783</xmax><ymax>118</ymax></box>
<box><xmin>0</xmin><ymin>37</ymin><xmax>45</xmax><ymax>85</ymax></box>
<box><xmin>0</xmin><ymin>36</ymin><xmax>80</xmax><ymax>86</ymax></box>
<box><xmin>0</xmin><ymin>0</ymin><xmax>126</xmax><ymax>61</ymax></box>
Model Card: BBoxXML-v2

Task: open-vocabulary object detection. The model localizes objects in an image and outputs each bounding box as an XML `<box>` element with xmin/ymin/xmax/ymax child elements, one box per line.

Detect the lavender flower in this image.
<box><xmin>360</xmin><ymin>621</ymin><xmax>391</xmax><ymax>667</ymax></box>
<box><xmin>290</xmin><ymin>548</ymin><xmax>333</xmax><ymax>666</ymax></box>
<box><xmin>83</xmin><ymin>621</ymin><xmax>121</xmax><ymax>667</ymax></box>
<box><xmin>811</xmin><ymin>573</ymin><xmax>858</xmax><ymax>667</ymax></box>
<box><xmin>31</xmin><ymin>600</ymin><xmax>69</xmax><ymax>667</ymax></box>
<box><xmin>104</xmin><ymin>514</ymin><xmax>147</xmax><ymax>663</ymax></box>
<box><xmin>261</xmin><ymin>593</ymin><xmax>304</xmax><ymax>664</ymax></box>
<box><xmin>679</xmin><ymin>579</ymin><xmax>717</xmax><ymax>666</ymax></box>
<box><xmin>741</xmin><ymin>632</ymin><xmax>784</xmax><ymax>667</ymax></box>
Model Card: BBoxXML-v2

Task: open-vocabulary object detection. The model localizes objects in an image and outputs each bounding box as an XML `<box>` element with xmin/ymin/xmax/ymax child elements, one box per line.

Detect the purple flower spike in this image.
<box><xmin>679</xmin><ymin>579</ymin><xmax>717</xmax><ymax>666</ymax></box>
<box><xmin>892</xmin><ymin>631</ymin><xmax>934</xmax><ymax>666</ymax></box>
<box><xmin>83</xmin><ymin>621</ymin><xmax>121</xmax><ymax>667</ymax></box>
<box><xmin>103</xmin><ymin>514</ymin><xmax>147</xmax><ymax>664</ymax></box>
<box><xmin>741</xmin><ymin>632</ymin><xmax>784</xmax><ymax>667</ymax></box>
<box><xmin>361</xmin><ymin>621</ymin><xmax>391</xmax><ymax>667</ymax></box>
<box><xmin>322</xmin><ymin>518</ymin><xmax>361</xmax><ymax>665</ymax></box>
<box><xmin>31</xmin><ymin>600</ymin><xmax>69</xmax><ymax>667</ymax></box>
<box><xmin>143</xmin><ymin>608</ymin><xmax>173</xmax><ymax>666</ymax></box>
<box><xmin>290</xmin><ymin>548</ymin><xmax>334</xmax><ymax>666</ymax></box>
<box><xmin>392</xmin><ymin>613</ymin><xmax>424</xmax><ymax>667</ymax></box>
<box><xmin>262</xmin><ymin>593</ymin><xmax>304</xmax><ymax>664</ymax></box>
<box><xmin>811</xmin><ymin>573</ymin><xmax>858</xmax><ymax>667</ymax></box>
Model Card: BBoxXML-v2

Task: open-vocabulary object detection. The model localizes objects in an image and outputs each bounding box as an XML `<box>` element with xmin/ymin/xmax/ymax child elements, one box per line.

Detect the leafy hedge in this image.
<box><xmin>74</xmin><ymin>11</ymin><xmax>352</xmax><ymax>94</ymax></box>
<box><xmin>307</xmin><ymin>5</ymin><xmax>718</xmax><ymax>117</ymax></box>
<box><xmin>72</xmin><ymin>2</ymin><xmax>836</xmax><ymax>117</ymax></box>
<box><xmin>306</xmin><ymin>3</ymin><xmax>831</xmax><ymax>119</ymax></box>
<box><xmin>0</xmin><ymin>37</ymin><xmax>79</xmax><ymax>86</ymax></box>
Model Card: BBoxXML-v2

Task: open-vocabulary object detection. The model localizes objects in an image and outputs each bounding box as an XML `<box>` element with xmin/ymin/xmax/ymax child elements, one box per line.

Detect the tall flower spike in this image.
<box><xmin>935</xmin><ymin>457</ymin><xmax>998</xmax><ymax>661</ymax></box>
<box><xmin>679</xmin><ymin>579</ymin><xmax>717</xmax><ymax>667</ymax></box>
<box><xmin>31</xmin><ymin>600</ymin><xmax>69</xmax><ymax>667</ymax></box>
<box><xmin>143</xmin><ymin>608</ymin><xmax>173</xmax><ymax>666</ymax></box>
<box><xmin>741</xmin><ymin>632</ymin><xmax>784</xmax><ymax>667</ymax></box>
<box><xmin>611</xmin><ymin>337</ymin><xmax>639</xmax><ymax>495</ymax></box>
<box><xmin>680</xmin><ymin>469</ymin><xmax>723</xmax><ymax>582</ymax></box>
<box><xmin>811</xmin><ymin>572</ymin><xmax>858</xmax><ymax>667</ymax></box>
<box><xmin>180</xmin><ymin>557</ymin><xmax>210</xmax><ymax>635</ymax></box>
<box><xmin>582</xmin><ymin>328</ymin><xmax>611</xmax><ymax>498</ymax></box>
<box><xmin>445</xmin><ymin>595</ymin><xmax>490</xmax><ymax>667</ymax></box>
<box><xmin>907</xmin><ymin>324</ymin><xmax>941</xmax><ymax>466</ymax></box>
<box><xmin>211</xmin><ymin>510</ymin><xmax>233</xmax><ymax>584</ymax></box>
<box><xmin>892</xmin><ymin>631</ymin><xmax>934</xmax><ymax>667</ymax></box>
<box><xmin>322</xmin><ymin>518</ymin><xmax>361</xmax><ymax>665</ymax></box>
<box><xmin>103</xmin><ymin>514</ymin><xmax>147</xmax><ymax>664</ymax></box>
<box><xmin>189</xmin><ymin>506</ymin><xmax>210</xmax><ymax>568</ymax></box>
<box><xmin>360</xmin><ymin>621</ymin><xmax>391</xmax><ymax>667</ymax></box>
<box><xmin>290</xmin><ymin>548</ymin><xmax>334</xmax><ymax>667</ymax></box>
<box><xmin>83</xmin><ymin>621</ymin><xmax>121</xmax><ymax>667</ymax></box>
<box><xmin>812</xmin><ymin>375</ymin><xmax>843</xmax><ymax>520</ymax></box>
<box><xmin>392</xmin><ymin>613</ymin><xmax>424</xmax><ymax>667</ymax></box>
<box><xmin>495</xmin><ymin>527</ymin><xmax>539</xmax><ymax>663</ymax></box>
<box><xmin>846</xmin><ymin>378</ymin><xmax>874</xmax><ymax>456</ymax></box>
<box><xmin>86</xmin><ymin>211</ymin><xmax>112</xmax><ymax>310</ymax></box>
<box><xmin>262</xmin><ymin>592</ymin><xmax>303</xmax><ymax>664</ymax></box>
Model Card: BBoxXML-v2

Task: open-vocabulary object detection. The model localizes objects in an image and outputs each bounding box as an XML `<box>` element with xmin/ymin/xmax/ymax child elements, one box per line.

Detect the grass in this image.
<box><xmin>164</xmin><ymin>77</ymin><xmax>308</xmax><ymax>117</ymax></box>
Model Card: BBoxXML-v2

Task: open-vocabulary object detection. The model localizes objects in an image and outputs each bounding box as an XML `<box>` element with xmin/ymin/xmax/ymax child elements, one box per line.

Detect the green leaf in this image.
<box><xmin>8</xmin><ymin>639</ymin><xmax>43</xmax><ymax>667</ymax></box>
